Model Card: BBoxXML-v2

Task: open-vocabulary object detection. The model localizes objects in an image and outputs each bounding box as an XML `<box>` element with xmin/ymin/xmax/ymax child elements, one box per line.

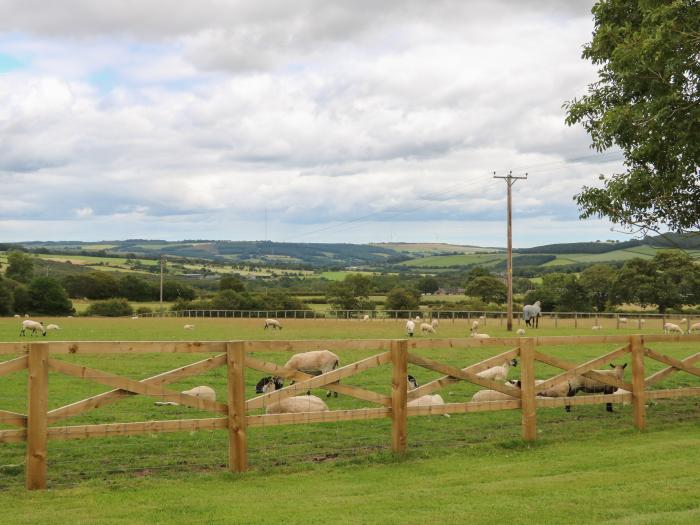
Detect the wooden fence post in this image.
<box><xmin>390</xmin><ymin>339</ymin><xmax>408</xmax><ymax>454</ymax></box>
<box><xmin>520</xmin><ymin>338</ymin><xmax>537</xmax><ymax>441</ymax></box>
<box><xmin>26</xmin><ymin>343</ymin><xmax>49</xmax><ymax>490</ymax></box>
<box><xmin>630</xmin><ymin>335</ymin><xmax>646</xmax><ymax>431</ymax></box>
<box><xmin>226</xmin><ymin>341</ymin><xmax>248</xmax><ymax>472</ymax></box>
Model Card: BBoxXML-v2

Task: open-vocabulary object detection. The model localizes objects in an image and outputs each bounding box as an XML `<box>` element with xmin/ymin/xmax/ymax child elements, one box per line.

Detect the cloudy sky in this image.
<box><xmin>0</xmin><ymin>0</ymin><xmax>629</xmax><ymax>247</ymax></box>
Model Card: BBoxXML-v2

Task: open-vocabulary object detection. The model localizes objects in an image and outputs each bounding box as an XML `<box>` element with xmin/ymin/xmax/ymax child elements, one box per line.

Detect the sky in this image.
<box><xmin>0</xmin><ymin>0</ymin><xmax>631</xmax><ymax>248</ymax></box>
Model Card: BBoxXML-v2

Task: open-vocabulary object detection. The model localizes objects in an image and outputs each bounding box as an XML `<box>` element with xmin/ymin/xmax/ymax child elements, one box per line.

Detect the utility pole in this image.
<box><xmin>493</xmin><ymin>171</ymin><xmax>527</xmax><ymax>331</ymax></box>
<box><xmin>159</xmin><ymin>255</ymin><xmax>165</xmax><ymax>316</ymax></box>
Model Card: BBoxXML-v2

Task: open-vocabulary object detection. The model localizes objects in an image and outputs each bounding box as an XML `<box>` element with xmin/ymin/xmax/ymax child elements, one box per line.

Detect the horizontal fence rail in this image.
<box><xmin>1</xmin><ymin>335</ymin><xmax>699</xmax><ymax>489</ymax></box>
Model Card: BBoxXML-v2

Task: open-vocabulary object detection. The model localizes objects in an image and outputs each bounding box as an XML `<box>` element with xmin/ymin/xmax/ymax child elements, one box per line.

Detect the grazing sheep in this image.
<box><xmin>664</xmin><ymin>320</ymin><xmax>686</xmax><ymax>335</ymax></box>
<box><xmin>471</xmin><ymin>320</ymin><xmax>479</xmax><ymax>330</ymax></box>
<box><xmin>688</xmin><ymin>322</ymin><xmax>700</xmax><ymax>333</ymax></box>
<box><xmin>255</xmin><ymin>376</ymin><xmax>284</xmax><ymax>394</ymax></box>
<box><xmin>154</xmin><ymin>385</ymin><xmax>217</xmax><ymax>406</ymax></box>
<box><xmin>19</xmin><ymin>320</ymin><xmax>46</xmax><ymax>337</ymax></box>
<box><xmin>183</xmin><ymin>324</ymin><xmax>195</xmax><ymax>330</ymax></box>
<box><xmin>284</xmin><ymin>350</ymin><xmax>340</xmax><ymax>397</ymax></box>
<box><xmin>516</xmin><ymin>328</ymin><xmax>526</xmax><ymax>336</ymax></box>
<box><xmin>362</xmin><ymin>314</ymin><xmax>370</xmax><ymax>321</ymax></box>
<box><xmin>406</xmin><ymin>375</ymin><xmax>448</xmax><ymax>416</ymax></box>
<box><xmin>406</xmin><ymin>320</ymin><xmax>416</xmax><ymax>337</ymax></box>
<box><xmin>523</xmin><ymin>301</ymin><xmax>541</xmax><ymax>328</ymax></box>
<box><xmin>13</xmin><ymin>314</ymin><xmax>20</xmax><ymax>318</ymax></box>
<box><xmin>431</xmin><ymin>319</ymin><xmax>439</xmax><ymax>329</ymax></box>
<box><xmin>567</xmin><ymin>363</ymin><xmax>628</xmax><ymax>412</ymax></box>
<box><xmin>420</xmin><ymin>322</ymin><xmax>436</xmax><ymax>334</ymax></box>
<box><xmin>131</xmin><ymin>315</ymin><xmax>138</xmax><ymax>320</ymax></box>
<box><xmin>476</xmin><ymin>359</ymin><xmax>518</xmax><ymax>382</ymax></box>
<box><xmin>591</xmin><ymin>325</ymin><xmax>603</xmax><ymax>330</ymax></box>
<box><xmin>264</xmin><ymin>318</ymin><xmax>282</xmax><ymax>330</ymax></box>
<box><xmin>46</xmin><ymin>324</ymin><xmax>60</xmax><ymax>331</ymax></box>
<box><xmin>618</xmin><ymin>317</ymin><xmax>628</xmax><ymax>324</ymax></box>
<box><xmin>266</xmin><ymin>395</ymin><xmax>329</xmax><ymax>414</ymax></box>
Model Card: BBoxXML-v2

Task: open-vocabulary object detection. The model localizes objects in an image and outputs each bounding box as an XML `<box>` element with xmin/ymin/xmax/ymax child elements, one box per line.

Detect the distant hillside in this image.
<box><xmin>517</xmin><ymin>233</ymin><xmax>700</xmax><ymax>254</ymax></box>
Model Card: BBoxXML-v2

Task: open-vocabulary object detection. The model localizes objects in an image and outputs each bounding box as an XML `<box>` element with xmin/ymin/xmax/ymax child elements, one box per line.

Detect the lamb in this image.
<box><xmin>406</xmin><ymin>320</ymin><xmax>416</xmax><ymax>337</ymax></box>
<box><xmin>523</xmin><ymin>301</ymin><xmax>541</xmax><ymax>328</ymax></box>
<box><xmin>264</xmin><ymin>318</ymin><xmax>282</xmax><ymax>330</ymax></box>
<box><xmin>183</xmin><ymin>324</ymin><xmax>195</xmax><ymax>330</ymax></box>
<box><xmin>254</xmin><ymin>376</ymin><xmax>329</xmax><ymax>413</ymax></box>
<box><xmin>406</xmin><ymin>375</ymin><xmax>448</xmax><ymax>416</ymax></box>
<box><xmin>431</xmin><ymin>319</ymin><xmax>439</xmax><ymax>329</ymax></box>
<box><xmin>664</xmin><ymin>319</ymin><xmax>686</xmax><ymax>335</ymax></box>
<box><xmin>19</xmin><ymin>320</ymin><xmax>46</xmax><ymax>337</ymax></box>
<box><xmin>284</xmin><ymin>350</ymin><xmax>340</xmax><ymax>397</ymax></box>
<box><xmin>420</xmin><ymin>322</ymin><xmax>436</xmax><ymax>334</ymax></box>
<box><xmin>567</xmin><ymin>363</ymin><xmax>628</xmax><ymax>412</ymax></box>
<box><xmin>476</xmin><ymin>359</ymin><xmax>518</xmax><ymax>381</ymax></box>
<box><xmin>688</xmin><ymin>322</ymin><xmax>700</xmax><ymax>333</ymax></box>
<box><xmin>516</xmin><ymin>328</ymin><xmax>526</xmax><ymax>336</ymax></box>
<box><xmin>46</xmin><ymin>324</ymin><xmax>61</xmax><ymax>331</ymax></box>
<box><xmin>154</xmin><ymin>385</ymin><xmax>217</xmax><ymax>406</ymax></box>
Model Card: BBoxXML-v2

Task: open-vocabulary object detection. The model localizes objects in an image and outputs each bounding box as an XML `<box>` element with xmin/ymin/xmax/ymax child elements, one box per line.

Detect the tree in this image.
<box><xmin>416</xmin><ymin>276</ymin><xmax>440</xmax><ymax>294</ymax></box>
<box><xmin>465</xmin><ymin>276</ymin><xmax>507</xmax><ymax>304</ymax></box>
<box><xmin>220</xmin><ymin>275</ymin><xmax>245</xmax><ymax>292</ymax></box>
<box><xmin>325</xmin><ymin>274</ymin><xmax>374</xmax><ymax>310</ymax></box>
<box><xmin>565</xmin><ymin>0</ymin><xmax>700</xmax><ymax>233</ymax></box>
<box><xmin>0</xmin><ymin>277</ymin><xmax>13</xmax><ymax>315</ymax></box>
<box><xmin>87</xmin><ymin>298</ymin><xmax>133</xmax><ymax>317</ymax></box>
<box><xmin>27</xmin><ymin>277</ymin><xmax>74</xmax><ymax>315</ymax></box>
<box><xmin>579</xmin><ymin>264</ymin><xmax>617</xmax><ymax>311</ymax></box>
<box><xmin>464</xmin><ymin>266</ymin><xmax>491</xmax><ymax>284</ymax></box>
<box><xmin>6</xmin><ymin>250</ymin><xmax>34</xmax><ymax>283</ymax></box>
<box><xmin>118</xmin><ymin>275</ymin><xmax>155</xmax><ymax>301</ymax></box>
<box><xmin>385</xmin><ymin>287</ymin><xmax>421</xmax><ymax>311</ymax></box>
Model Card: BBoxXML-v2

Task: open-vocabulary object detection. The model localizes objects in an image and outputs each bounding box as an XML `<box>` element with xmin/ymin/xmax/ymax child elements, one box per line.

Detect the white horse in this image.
<box><xmin>523</xmin><ymin>300</ymin><xmax>541</xmax><ymax>328</ymax></box>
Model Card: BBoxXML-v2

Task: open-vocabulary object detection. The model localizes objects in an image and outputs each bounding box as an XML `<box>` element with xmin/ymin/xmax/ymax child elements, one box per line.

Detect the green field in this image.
<box><xmin>1</xmin><ymin>319</ymin><xmax>699</xmax><ymax>523</ymax></box>
<box><xmin>543</xmin><ymin>246</ymin><xmax>700</xmax><ymax>267</ymax></box>
<box><xmin>402</xmin><ymin>253</ymin><xmax>505</xmax><ymax>268</ymax></box>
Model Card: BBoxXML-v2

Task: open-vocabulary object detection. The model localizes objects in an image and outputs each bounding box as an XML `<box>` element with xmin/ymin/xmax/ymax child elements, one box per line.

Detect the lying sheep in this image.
<box><xmin>406</xmin><ymin>320</ymin><xmax>416</xmax><ymax>337</ymax></box>
<box><xmin>183</xmin><ymin>324</ymin><xmax>195</xmax><ymax>330</ymax></box>
<box><xmin>664</xmin><ymin>320</ymin><xmax>686</xmax><ymax>335</ymax></box>
<box><xmin>406</xmin><ymin>375</ymin><xmax>448</xmax><ymax>416</ymax></box>
<box><xmin>20</xmin><ymin>320</ymin><xmax>46</xmax><ymax>337</ymax></box>
<box><xmin>471</xmin><ymin>328</ymin><xmax>490</xmax><ymax>339</ymax></box>
<box><xmin>264</xmin><ymin>318</ymin><xmax>282</xmax><ymax>330</ymax></box>
<box><xmin>46</xmin><ymin>324</ymin><xmax>61</xmax><ymax>331</ymax></box>
<box><xmin>567</xmin><ymin>363</ymin><xmax>628</xmax><ymax>412</ymax></box>
<box><xmin>154</xmin><ymin>385</ymin><xmax>217</xmax><ymax>406</ymax></box>
<box><xmin>254</xmin><ymin>376</ymin><xmax>329</xmax><ymax>413</ymax></box>
<box><xmin>471</xmin><ymin>379</ymin><xmax>523</xmax><ymax>402</ymax></box>
<box><xmin>476</xmin><ymin>359</ymin><xmax>518</xmax><ymax>381</ymax></box>
<box><xmin>591</xmin><ymin>325</ymin><xmax>603</xmax><ymax>330</ymax></box>
<box><xmin>618</xmin><ymin>317</ymin><xmax>628</xmax><ymax>324</ymax></box>
<box><xmin>285</xmin><ymin>350</ymin><xmax>340</xmax><ymax>397</ymax></box>
<box><xmin>516</xmin><ymin>328</ymin><xmax>526</xmax><ymax>336</ymax></box>
<box><xmin>420</xmin><ymin>322</ymin><xmax>436</xmax><ymax>335</ymax></box>
<box><xmin>13</xmin><ymin>314</ymin><xmax>20</xmax><ymax>318</ymax></box>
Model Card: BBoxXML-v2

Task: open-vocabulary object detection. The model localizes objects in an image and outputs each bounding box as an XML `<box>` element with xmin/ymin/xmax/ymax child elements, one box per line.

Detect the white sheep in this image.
<box><xmin>568</xmin><ymin>363</ymin><xmax>628</xmax><ymax>412</ymax></box>
<box><xmin>415</xmin><ymin>315</ymin><xmax>421</xmax><ymax>321</ymax></box>
<box><xmin>591</xmin><ymin>325</ymin><xmax>603</xmax><ymax>330</ymax></box>
<box><xmin>471</xmin><ymin>320</ymin><xmax>479</xmax><ymax>330</ymax></box>
<box><xmin>285</xmin><ymin>350</ymin><xmax>340</xmax><ymax>398</ymax></box>
<box><xmin>406</xmin><ymin>375</ymin><xmax>448</xmax><ymax>416</ymax></box>
<box><xmin>183</xmin><ymin>324</ymin><xmax>195</xmax><ymax>330</ymax></box>
<box><xmin>688</xmin><ymin>322</ymin><xmax>700</xmax><ymax>333</ymax></box>
<box><xmin>155</xmin><ymin>385</ymin><xmax>217</xmax><ymax>406</ymax></box>
<box><xmin>618</xmin><ymin>317</ymin><xmax>628</xmax><ymax>324</ymax></box>
<box><xmin>266</xmin><ymin>395</ymin><xmax>329</xmax><ymax>414</ymax></box>
<box><xmin>131</xmin><ymin>315</ymin><xmax>139</xmax><ymax>320</ymax></box>
<box><xmin>46</xmin><ymin>324</ymin><xmax>61</xmax><ymax>331</ymax></box>
<box><xmin>19</xmin><ymin>320</ymin><xmax>46</xmax><ymax>337</ymax></box>
<box><xmin>476</xmin><ymin>359</ymin><xmax>518</xmax><ymax>381</ymax></box>
<box><xmin>470</xmin><ymin>327</ymin><xmax>490</xmax><ymax>339</ymax></box>
<box><xmin>516</xmin><ymin>328</ymin><xmax>526</xmax><ymax>336</ymax></box>
<box><xmin>471</xmin><ymin>381</ymin><xmax>522</xmax><ymax>402</ymax></box>
<box><xmin>13</xmin><ymin>314</ymin><xmax>20</xmax><ymax>318</ymax></box>
<box><xmin>406</xmin><ymin>320</ymin><xmax>416</xmax><ymax>337</ymax></box>
<box><xmin>420</xmin><ymin>322</ymin><xmax>436</xmax><ymax>334</ymax></box>
<box><xmin>613</xmin><ymin>388</ymin><xmax>631</xmax><ymax>406</ymax></box>
<box><xmin>431</xmin><ymin>319</ymin><xmax>439</xmax><ymax>329</ymax></box>
<box><xmin>264</xmin><ymin>318</ymin><xmax>282</xmax><ymax>330</ymax></box>
<box><xmin>362</xmin><ymin>314</ymin><xmax>370</xmax><ymax>321</ymax></box>
<box><xmin>664</xmin><ymin>319</ymin><xmax>686</xmax><ymax>335</ymax></box>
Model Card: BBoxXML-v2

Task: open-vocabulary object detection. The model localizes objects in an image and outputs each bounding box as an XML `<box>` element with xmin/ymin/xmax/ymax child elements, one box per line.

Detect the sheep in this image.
<box><xmin>471</xmin><ymin>331</ymin><xmax>491</xmax><ymax>339</ymax></box>
<box><xmin>284</xmin><ymin>350</ymin><xmax>340</xmax><ymax>397</ymax></box>
<box><xmin>406</xmin><ymin>375</ymin><xmax>448</xmax><ymax>416</ymax></box>
<box><xmin>154</xmin><ymin>385</ymin><xmax>217</xmax><ymax>406</ymax></box>
<box><xmin>476</xmin><ymin>359</ymin><xmax>518</xmax><ymax>381</ymax></box>
<box><xmin>46</xmin><ymin>324</ymin><xmax>61</xmax><ymax>331</ymax></box>
<box><xmin>19</xmin><ymin>320</ymin><xmax>46</xmax><ymax>337</ymax></box>
<box><xmin>516</xmin><ymin>328</ymin><xmax>526</xmax><ymax>336</ymax></box>
<box><xmin>131</xmin><ymin>315</ymin><xmax>138</xmax><ymax>320</ymax></box>
<box><xmin>431</xmin><ymin>319</ymin><xmax>439</xmax><ymax>329</ymax></box>
<box><xmin>618</xmin><ymin>317</ymin><xmax>628</xmax><ymax>324</ymax></box>
<box><xmin>471</xmin><ymin>380</ymin><xmax>523</xmax><ymax>402</ymax></box>
<box><xmin>688</xmin><ymin>322</ymin><xmax>700</xmax><ymax>333</ymax></box>
<box><xmin>420</xmin><ymin>322</ymin><xmax>436</xmax><ymax>335</ymax></box>
<box><xmin>406</xmin><ymin>320</ymin><xmax>416</xmax><ymax>337</ymax></box>
<box><xmin>523</xmin><ymin>301</ymin><xmax>541</xmax><ymax>328</ymax></box>
<box><xmin>664</xmin><ymin>319</ymin><xmax>686</xmax><ymax>335</ymax></box>
<box><xmin>415</xmin><ymin>315</ymin><xmax>421</xmax><ymax>321</ymax></box>
<box><xmin>591</xmin><ymin>325</ymin><xmax>603</xmax><ymax>330</ymax></box>
<box><xmin>471</xmin><ymin>320</ymin><xmax>479</xmax><ymax>330</ymax></box>
<box><xmin>362</xmin><ymin>314</ymin><xmax>370</xmax><ymax>321</ymax></box>
<box><xmin>183</xmin><ymin>324</ymin><xmax>195</xmax><ymax>330</ymax></box>
<box><xmin>13</xmin><ymin>314</ymin><xmax>20</xmax><ymax>318</ymax></box>
<box><xmin>264</xmin><ymin>318</ymin><xmax>282</xmax><ymax>330</ymax></box>
<box><xmin>254</xmin><ymin>376</ymin><xmax>329</xmax><ymax>413</ymax></box>
<box><xmin>612</xmin><ymin>388</ymin><xmax>631</xmax><ymax>406</ymax></box>
<box><xmin>24</xmin><ymin>314</ymin><xmax>29</xmax><ymax>318</ymax></box>
<box><xmin>567</xmin><ymin>363</ymin><xmax>628</xmax><ymax>412</ymax></box>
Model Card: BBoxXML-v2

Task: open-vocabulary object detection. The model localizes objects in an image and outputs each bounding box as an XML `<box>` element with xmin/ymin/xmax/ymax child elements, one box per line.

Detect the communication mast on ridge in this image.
<box><xmin>493</xmin><ymin>171</ymin><xmax>528</xmax><ymax>331</ymax></box>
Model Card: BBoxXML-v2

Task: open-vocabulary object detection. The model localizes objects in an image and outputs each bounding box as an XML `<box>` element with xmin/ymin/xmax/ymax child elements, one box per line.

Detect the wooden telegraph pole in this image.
<box><xmin>494</xmin><ymin>171</ymin><xmax>527</xmax><ymax>331</ymax></box>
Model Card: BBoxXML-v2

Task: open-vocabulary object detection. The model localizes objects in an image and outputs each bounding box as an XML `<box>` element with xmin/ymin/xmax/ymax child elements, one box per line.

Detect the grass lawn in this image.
<box><xmin>1</xmin><ymin>318</ymin><xmax>699</xmax><ymax>523</ymax></box>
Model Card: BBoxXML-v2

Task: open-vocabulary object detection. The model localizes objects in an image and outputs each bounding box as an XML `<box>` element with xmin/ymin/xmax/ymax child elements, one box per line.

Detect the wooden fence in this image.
<box><xmin>1</xmin><ymin>334</ymin><xmax>699</xmax><ymax>490</ymax></box>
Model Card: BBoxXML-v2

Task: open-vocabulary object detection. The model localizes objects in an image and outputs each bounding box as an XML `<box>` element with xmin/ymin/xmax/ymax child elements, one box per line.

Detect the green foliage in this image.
<box><xmin>27</xmin><ymin>277</ymin><xmax>74</xmax><ymax>315</ymax></box>
<box><xmin>0</xmin><ymin>277</ymin><xmax>13</xmax><ymax>315</ymax></box>
<box><xmin>10</xmin><ymin>282</ymin><xmax>30</xmax><ymax>314</ymax></box>
<box><xmin>579</xmin><ymin>264</ymin><xmax>617</xmax><ymax>311</ymax></box>
<box><xmin>220</xmin><ymin>275</ymin><xmax>245</xmax><ymax>292</ymax></box>
<box><xmin>5</xmin><ymin>250</ymin><xmax>34</xmax><ymax>283</ymax></box>
<box><xmin>525</xmin><ymin>273</ymin><xmax>591</xmax><ymax>312</ymax></box>
<box><xmin>326</xmin><ymin>273</ymin><xmax>374</xmax><ymax>310</ymax></box>
<box><xmin>385</xmin><ymin>287</ymin><xmax>420</xmax><ymax>310</ymax></box>
<box><xmin>565</xmin><ymin>0</ymin><xmax>700</xmax><ymax>232</ymax></box>
<box><xmin>118</xmin><ymin>275</ymin><xmax>155</xmax><ymax>301</ymax></box>
<box><xmin>465</xmin><ymin>276</ymin><xmax>507</xmax><ymax>304</ymax></box>
<box><xmin>86</xmin><ymin>298</ymin><xmax>134</xmax><ymax>317</ymax></box>
<box><xmin>416</xmin><ymin>276</ymin><xmax>440</xmax><ymax>294</ymax></box>
<box><xmin>63</xmin><ymin>272</ymin><xmax>119</xmax><ymax>299</ymax></box>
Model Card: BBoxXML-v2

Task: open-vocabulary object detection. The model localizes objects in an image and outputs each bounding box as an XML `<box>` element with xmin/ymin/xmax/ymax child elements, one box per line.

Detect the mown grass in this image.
<box><xmin>1</xmin><ymin>318</ymin><xmax>699</xmax><ymax>523</ymax></box>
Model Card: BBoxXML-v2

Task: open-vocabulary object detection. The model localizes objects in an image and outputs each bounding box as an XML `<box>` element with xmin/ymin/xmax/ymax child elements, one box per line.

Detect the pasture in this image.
<box><xmin>1</xmin><ymin>317</ymin><xmax>699</xmax><ymax>523</ymax></box>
